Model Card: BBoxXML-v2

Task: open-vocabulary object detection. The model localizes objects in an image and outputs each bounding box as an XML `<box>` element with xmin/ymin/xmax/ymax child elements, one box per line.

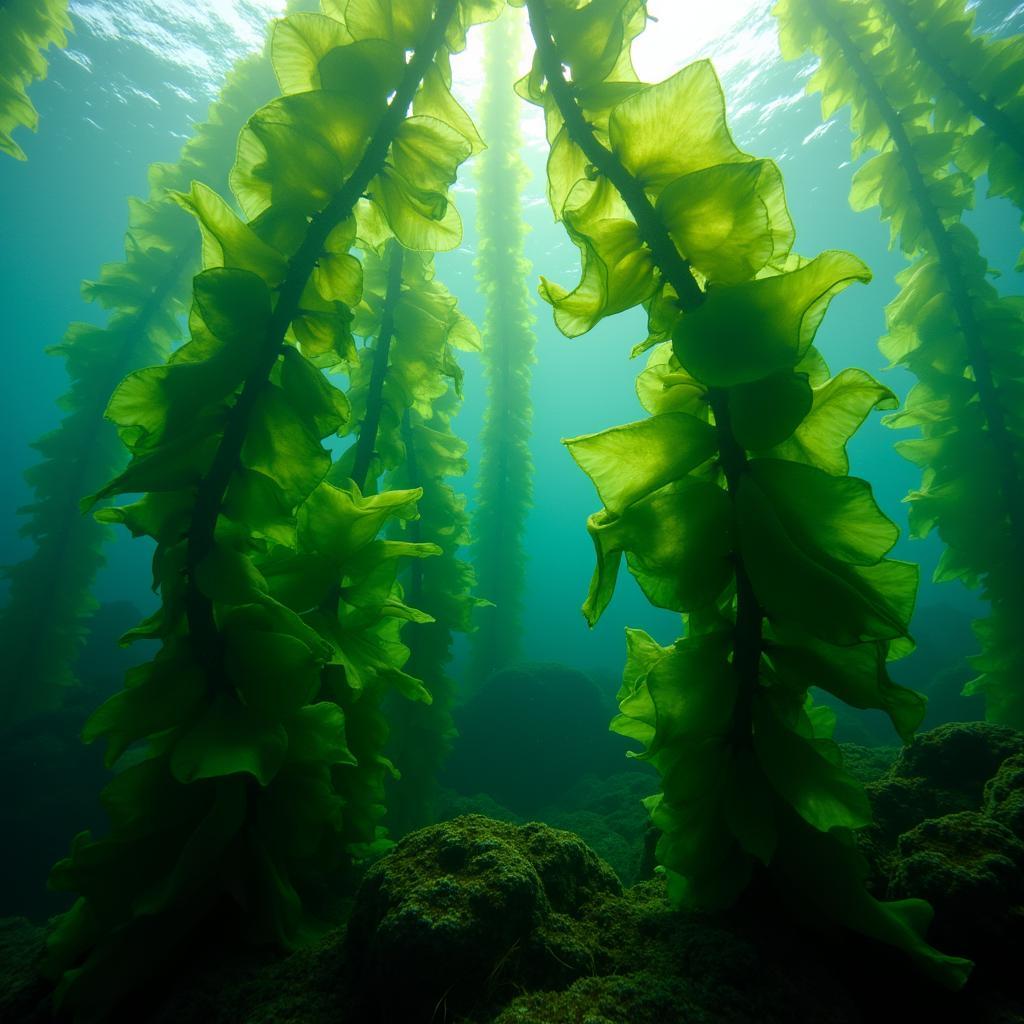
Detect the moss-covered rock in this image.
<box><xmin>983</xmin><ymin>752</ymin><xmax>1024</xmax><ymax>840</ymax></box>
<box><xmin>867</xmin><ymin>722</ymin><xmax>1024</xmax><ymax>845</ymax></box>
<box><xmin>888</xmin><ymin>811</ymin><xmax>1024</xmax><ymax>957</ymax></box>
<box><xmin>345</xmin><ymin>815</ymin><xmax>621</xmax><ymax>1021</ymax></box>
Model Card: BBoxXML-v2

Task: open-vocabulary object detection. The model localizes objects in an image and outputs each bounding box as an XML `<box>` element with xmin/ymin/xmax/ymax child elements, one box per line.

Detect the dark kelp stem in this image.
<box><xmin>525</xmin><ymin>0</ymin><xmax>763</xmax><ymax>735</ymax></box>
<box><xmin>814</xmin><ymin>0</ymin><xmax>1024</xmax><ymax>549</ymax></box>
<box><xmin>185</xmin><ymin>0</ymin><xmax>458</xmax><ymax>676</ymax></box>
<box><xmin>352</xmin><ymin>241</ymin><xmax>406</xmax><ymax>493</ymax></box>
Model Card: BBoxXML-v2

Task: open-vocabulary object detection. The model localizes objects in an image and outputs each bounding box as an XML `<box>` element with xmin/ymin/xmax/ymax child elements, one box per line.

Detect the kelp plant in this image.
<box><xmin>44</xmin><ymin>0</ymin><xmax>498</xmax><ymax>1016</ymax></box>
<box><xmin>0</xmin><ymin>4</ymin><xmax>313</xmax><ymax>725</ymax></box>
<box><xmin>469</xmin><ymin>9</ymin><xmax>538</xmax><ymax>681</ymax></box>
<box><xmin>0</xmin><ymin>0</ymin><xmax>70</xmax><ymax>159</ymax></box>
<box><xmin>518</xmin><ymin>0</ymin><xmax>970</xmax><ymax>987</ymax></box>
<box><xmin>775</xmin><ymin>0</ymin><xmax>1024</xmax><ymax>729</ymax></box>
<box><xmin>337</xmin><ymin>243</ymin><xmax>482</xmax><ymax>835</ymax></box>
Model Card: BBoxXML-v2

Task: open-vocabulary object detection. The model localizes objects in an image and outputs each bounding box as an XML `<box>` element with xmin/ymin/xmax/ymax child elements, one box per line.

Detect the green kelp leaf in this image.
<box><xmin>280</xmin><ymin>347</ymin><xmax>350</xmax><ymax>437</ymax></box>
<box><xmin>341</xmin><ymin>0</ymin><xmax>433</xmax><ymax>48</ymax></box>
<box><xmin>771</xmin><ymin>368</ymin><xmax>898</xmax><ymax>475</ymax></box>
<box><xmin>565</xmin><ymin>412</ymin><xmax>718</xmax><ymax>514</ymax></box>
<box><xmin>232</xmin><ymin>102</ymin><xmax>340</xmax><ymax>221</ymax></box>
<box><xmin>583</xmin><ymin>479</ymin><xmax>733</xmax><ymax>624</ymax></box>
<box><xmin>609</xmin><ymin>60</ymin><xmax>748</xmax><ymax>196</ymax></box>
<box><xmin>373</xmin><ymin>167</ymin><xmax>464</xmax><ymax>252</ymax></box>
<box><xmin>754</xmin><ymin>693</ymin><xmax>873</xmax><ymax>832</ymax></box>
<box><xmin>673</xmin><ymin>251</ymin><xmax>871</xmax><ymax>387</ymax></box>
<box><xmin>658</xmin><ymin>160</ymin><xmax>795</xmax><ymax>284</ymax></box>
<box><xmin>222</xmin><ymin>469</ymin><xmax>297</xmax><ymax>548</ymax></box>
<box><xmin>769</xmin><ymin>625</ymin><xmax>926</xmax><ymax>743</ymax></box>
<box><xmin>272</xmin><ymin>13</ymin><xmax>354</xmax><ymax>95</ymax></box>
<box><xmin>746</xmin><ymin>459</ymin><xmax>898</xmax><ymax>565</ymax></box>
<box><xmin>727</xmin><ymin>371</ymin><xmax>812</xmax><ymax>451</ymax></box>
<box><xmin>738</xmin><ymin>466</ymin><xmax>916</xmax><ymax>645</ymax></box>
<box><xmin>539</xmin><ymin>213</ymin><xmax>656</xmax><ymax>337</ymax></box>
<box><xmin>224</xmin><ymin>629</ymin><xmax>322</xmax><ymax>719</ymax></box>
<box><xmin>317</xmin><ymin>38</ymin><xmax>405</xmax><ymax>104</ymax></box>
<box><xmin>291</xmin><ymin>306</ymin><xmax>356</xmax><ymax>367</ymax></box>
<box><xmin>415</xmin><ymin>63</ymin><xmax>485</xmax><ymax>155</ymax></box>
<box><xmin>299</xmin><ymin>482</ymin><xmax>422</xmax><ymax>563</ymax></box>
<box><xmin>547</xmin><ymin>0</ymin><xmax>644</xmax><ymax>89</ymax></box>
<box><xmin>242</xmin><ymin>384</ymin><xmax>332</xmax><ymax>508</ymax></box>
<box><xmin>193</xmin><ymin>543</ymin><xmax>268</xmax><ymax>606</ymax></box>
<box><xmin>314</xmin><ymin>220</ymin><xmax>364</xmax><ymax>306</ymax></box>
<box><xmin>170</xmin><ymin>694</ymin><xmax>288</xmax><ymax>786</ymax></box>
<box><xmin>193</xmin><ymin>268</ymin><xmax>273</xmax><ymax>348</ymax></box>
<box><xmin>392</xmin><ymin>116</ymin><xmax>472</xmax><ymax>196</ymax></box>
<box><xmin>171</xmin><ymin>183</ymin><xmax>287</xmax><ymax>283</ymax></box>
<box><xmin>286</xmin><ymin>703</ymin><xmax>357</xmax><ymax>766</ymax></box>
<box><xmin>636</xmin><ymin>346</ymin><xmax>708</xmax><ymax>416</ymax></box>
<box><xmin>83</xmin><ymin>657</ymin><xmax>206</xmax><ymax>767</ymax></box>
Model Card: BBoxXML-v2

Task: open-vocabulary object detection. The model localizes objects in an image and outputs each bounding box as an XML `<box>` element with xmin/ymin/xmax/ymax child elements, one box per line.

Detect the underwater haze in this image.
<box><xmin>1</xmin><ymin>0</ymin><xmax>1024</xmax><ymax>1021</ymax></box>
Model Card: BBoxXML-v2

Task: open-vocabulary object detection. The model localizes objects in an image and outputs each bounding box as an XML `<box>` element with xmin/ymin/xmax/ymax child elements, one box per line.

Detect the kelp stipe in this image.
<box><xmin>0</xmin><ymin>6</ymin><xmax>315</xmax><ymax>725</ymax></box>
<box><xmin>469</xmin><ymin>8</ymin><xmax>538</xmax><ymax>682</ymax></box>
<box><xmin>775</xmin><ymin>0</ymin><xmax>1024</xmax><ymax>729</ymax></box>
<box><xmin>0</xmin><ymin>0</ymin><xmax>70</xmax><ymax>159</ymax></box>
<box><xmin>43</xmin><ymin>1</ymin><xmax>499</xmax><ymax>1017</ymax></box>
<box><xmin>332</xmin><ymin>243</ymin><xmax>482</xmax><ymax>835</ymax></box>
<box><xmin>517</xmin><ymin>0</ymin><xmax>970</xmax><ymax>989</ymax></box>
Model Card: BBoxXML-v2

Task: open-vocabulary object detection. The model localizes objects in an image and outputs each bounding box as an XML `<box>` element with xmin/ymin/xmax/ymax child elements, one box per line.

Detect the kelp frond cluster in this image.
<box><xmin>0</xmin><ymin>0</ymin><xmax>70</xmax><ymax>159</ymax></box>
<box><xmin>776</xmin><ymin>0</ymin><xmax>1024</xmax><ymax>729</ymax></box>
<box><xmin>470</xmin><ymin>10</ymin><xmax>538</xmax><ymax>682</ymax></box>
<box><xmin>519</xmin><ymin>0</ymin><xmax>969</xmax><ymax>988</ymax></box>
<box><xmin>44</xmin><ymin>1</ymin><xmax>499</xmax><ymax>1016</ymax></box>
<box><xmin>0</xmin><ymin>8</ymin><xmax>311</xmax><ymax>724</ymax></box>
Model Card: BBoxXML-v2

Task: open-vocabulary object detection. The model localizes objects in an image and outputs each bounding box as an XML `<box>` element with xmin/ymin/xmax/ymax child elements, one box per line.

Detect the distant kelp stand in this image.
<box><xmin>0</xmin><ymin>0</ymin><xmax>71</xmax><ymax>159</ymax></box>
<box><xmin>470</xmin><ymin>9</ymin><xmax>538</xmax><ymax>683</ymax></box>
<box><xmin>43</xmin><ymin>0</ymin><xmax>500</xmax><ymax>1018</ymax></box>
<box><xmin>333</xmin><ymin>242</ymin><xmax>483</xmax><ymax>836</ymax></box>
<box><xmin>518</xmin><ymin>0</ymin><xmax>969</xmax><ymax>988</ymax></box>
<box><xmin>775</xmin><ymin>0</ymin><xmax>1024</xmax><ymax>729</ymax></box>
<box><xmin>0</xmin><ymin>7</ymin><xmax>313</xmax><ymax>725</ymax></box>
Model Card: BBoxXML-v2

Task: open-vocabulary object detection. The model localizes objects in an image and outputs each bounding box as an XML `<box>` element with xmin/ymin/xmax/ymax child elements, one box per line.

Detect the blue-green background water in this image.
<box><xmin>1</xmin><ymin>0</ymin><xmax>1022</xmax><ymax>725</ymax></box>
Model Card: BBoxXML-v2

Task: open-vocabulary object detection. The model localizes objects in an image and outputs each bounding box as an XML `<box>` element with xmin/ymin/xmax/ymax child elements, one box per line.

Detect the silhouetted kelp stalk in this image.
<box><xmin>44</xmin><ymin>0</ymin><xmax>500</xmax><ymax>1017</ymax></box>
<box><xmin>775</xmin><ymin>0</ymin><xmax>1024</xmax><ymax>729</ymax></box>
<box><xmin>469</xmin><ymin>9</ymin><xmax>537</xmax><ymax>682</ymax></box>
<box><xmin>0</xmin><ymin>7</ymin><xmax>316</xmax><ymax>725</ymax></box>
<box><xmin>0</xmin><ymin>0</ymin><xmax>70</xmax><ymax>159</ymax></box>
<box><xmin>876</xmin><ymin>0</ymin><xmax>1024</xmax><ymax>269</ymax></box>
<box><xmin>519</xmin><ymin>0</ymin><xmax>970</xmax><ymax>988</ymax></box>
<box><xmin>336</xmin><ymin>242</ymin><xmax>482</xmax><ymax>836</ymax></box>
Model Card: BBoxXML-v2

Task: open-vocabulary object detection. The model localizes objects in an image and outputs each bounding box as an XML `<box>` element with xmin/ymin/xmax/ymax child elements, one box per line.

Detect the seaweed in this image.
<box><xmin>775</xmin><ymin>0</ymin><xmax>1024</xmax><ymax>729</ymax></box>
<box><xmin>334</xmin><ymin>242</ymin><xmax>483</xmax><ymax>835</ymax></box>
<box><xmin>0</xmin><ymin>0</ymin><xmax>70</xmax><ymax>159</ymax></box>
<box><xmin>43</xmin><ymin>1</ymin><xmax>499</xmax><ymax>1017</ymax></box>
<box><xmin>0</xmin><ymin>8</ymin><xmax>312</xmax><ymax>724</ymax></box>
<box><xmin>518</xmin><ymin>0</ymin><xmax>969</xmax><ymax>988</ymax></box>
<box><xmin>469</xmin><ymin>9</ymin><xmax>538</xmax><ymax>681</ymax></box>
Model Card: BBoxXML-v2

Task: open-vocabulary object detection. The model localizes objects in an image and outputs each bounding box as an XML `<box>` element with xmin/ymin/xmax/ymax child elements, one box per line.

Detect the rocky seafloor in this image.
<box><xmin>3</xmin><ymin>721</ymin><xmax>1024</xmax><ymax>1024</ymax></box>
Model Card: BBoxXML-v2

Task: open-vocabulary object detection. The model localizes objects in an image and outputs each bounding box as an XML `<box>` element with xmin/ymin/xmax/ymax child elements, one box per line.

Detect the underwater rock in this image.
<box><xmin>442</xmin><ymin>663</ymin><xmax>625</xmax><ymax>815</ymax></box>
<box><xmin>345</xmin><ymin>815</ymin><xmax>621</xmax><ymax>1021</ymax></box>
<box><xmin>867</xmin><ymin>722</ymin><xmax>1024</xmax><ymax>844</ymax></box>
<box><xmin>0</xmin><ymin>918</ymin><xmax>49</xmax><ymax>1024</ymax></box>
<box><xmin>888</xmin><ymin>811</ymin><xmax>1024</xmax><ymax>958</ymax></box>
<box><xmin>983</xmin><ymin>752</ymin><xmax>1024</xmax><ymax>840</ymax></box>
